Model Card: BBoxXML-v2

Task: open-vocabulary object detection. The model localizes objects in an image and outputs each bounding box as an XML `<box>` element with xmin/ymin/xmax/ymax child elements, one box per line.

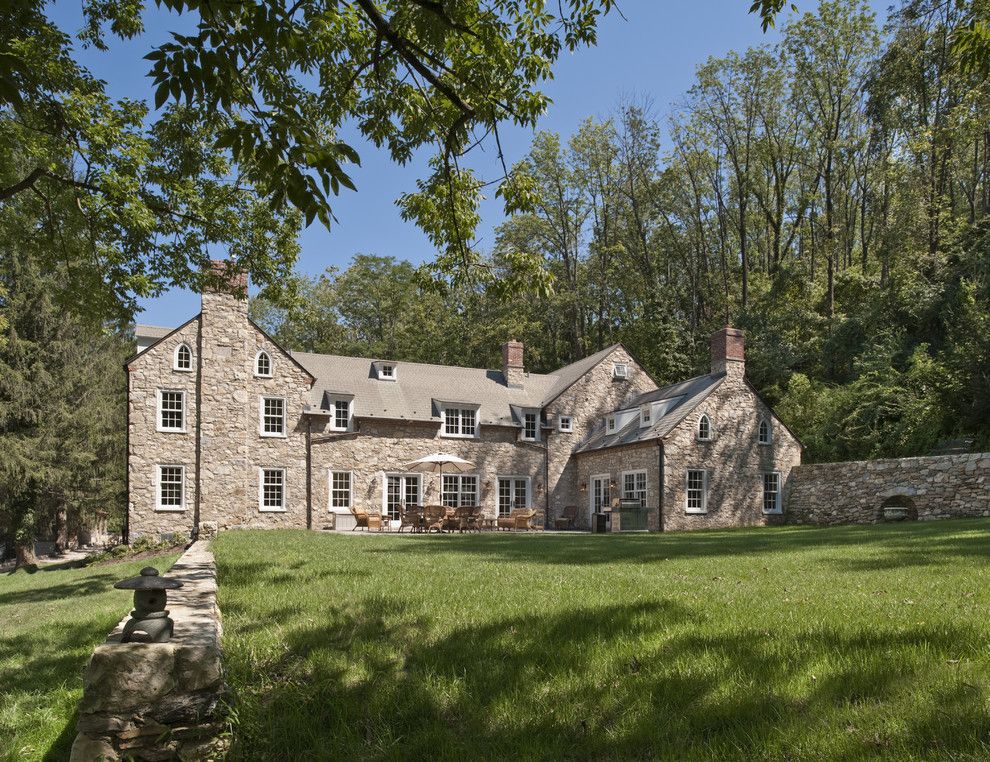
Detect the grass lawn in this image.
<box><xmin>0</xmin><ymin>553</ymin><xmax>181</xmax><ymax>762</ymax></box>
<box><xmin>215</xmin><ymin>520</ymin><xmax>990</xmax><ymax>760</ymax></box>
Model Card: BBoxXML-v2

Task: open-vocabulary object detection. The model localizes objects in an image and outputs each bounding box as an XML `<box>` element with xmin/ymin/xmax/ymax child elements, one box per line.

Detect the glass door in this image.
<box><xmin>590</xmin><ymin>475</ymin><xmax>611</xmax><ymax>527</ymax></box>
<box><xmin>385</xmin><ymin>474</ymin><xmax>421</xmax><ymax>525</ymax></box>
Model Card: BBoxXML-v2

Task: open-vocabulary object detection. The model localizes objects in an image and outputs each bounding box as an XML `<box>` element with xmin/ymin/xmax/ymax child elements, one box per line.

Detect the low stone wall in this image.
<box><xmin>786</xmin><ymin>452</ymin><xmax>990</xmax><ymax>526</ymax></box>
<box><xmin>70</xmin><ymin>541</ymin><xmax>228</xmax><ymax>761</ymax></box>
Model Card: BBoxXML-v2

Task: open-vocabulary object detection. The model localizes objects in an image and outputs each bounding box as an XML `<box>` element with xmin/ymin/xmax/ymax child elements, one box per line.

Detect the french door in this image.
<box><xmin>590</xmin><ymin>474</ymin><xmax>611</xmax><ymax>525</ymax></box>
<box><xmin>385</xmin><ymin>474</ymin><xmax>421</xmax><ymax>523</ymax></box>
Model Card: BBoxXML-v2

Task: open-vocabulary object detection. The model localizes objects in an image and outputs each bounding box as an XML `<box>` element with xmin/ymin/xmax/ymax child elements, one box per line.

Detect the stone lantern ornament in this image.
<box><xmin>114</xmin><ymin>566</ymin><xmax>183</xmax><ymax>643</ymax></box>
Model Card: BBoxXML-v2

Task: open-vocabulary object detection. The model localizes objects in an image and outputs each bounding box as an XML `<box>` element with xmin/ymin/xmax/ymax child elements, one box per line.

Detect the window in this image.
<box><xmin>330</xmin><ymin>471</ymin><xmax>352</xmax><ymax>509</ymax></box>
<box><xmin>379</xmin><ymin>363</ymin><xmax>395</xmax><ymax>379</ymax></box>
<box><xmin>685</xmin><ymin>469</ymin><xmax>707</xmax><ymax>514</ymax></box>
<box><xmin>260</xmin><ymin>396</ymin><xmax>286</xmax><ymax>437</ymax></box>
<box><xmin>156</xmin><ymin>465</ymin><xmax>185</xmax><ymax>510</ymax></box>
<box><xmin>174</xmin><ymin>343</ymin><xmax>192</xmax><ymax>371</ymax></box>
<box><xmin>758</xmin><ymin>418</ymin><xmax>772</xmax><ymax>445</ymax></box>
<box><xmin>558</xmin><ymin>415</ymin><xmax>573</xmax><ymax>433</ymax></box>
<box><xmin>157</xmin><ymin>390</ymin><xmax>185</xmax><ymax>432</ymax></box>
<box><xmin>623</xmin><ymin>470</ymin><xmax>648</xmax><ymax>507</ymax></box>
<box><xmin>613</xmin><ymin>363</ymin><xmax>628</xmax><ymax>379</ymax></box>
<box><xmin>255</xmin><ymin>350</ymin><xmax>272</xmax><ymax>377</ymax></box>
<box><xmin>698</xmin><ymin>414</ymin><xmax>712</xmax><ymax>442</ymax></box>
<box><xmin>497</xmin><ymin>477</ymin><xmax>530</xmax><ymax>515</ymax></box>
<box><xmin>442</xmin><ymin>407</ymin><xmax>477</xmax><ymax>437</ymax></box>
<box><xmin>331</xmin><ymin>398</ymin><xmax>351</xmax><ymax>431</ymax></box>
<box><xmin>607</xmin><ymin>416</ymin><xmax>616</xmax><ymax>433</ymax></box>
<box><xmin>442</xmin><ymin>474</ymin><xmax>478</xmax><ymax>507</ymax></box>
<box><xmin>763</xmin><ymin>472</ymin><xmax>781</xmax><ymax>514</ymax></box>
<box><xmin>640</xmin><ymin>405</ymin><xmax>652</xmax><ymax>427</ymax></box>
<box><xmin>523</xmin><ymin>412</ymin><xmax>538</xmax><ymax>440</ymax></box>
<box><xmin>259</xmin><ymin>468</ymin><xmax>285</xmax><ymax>511</ymax></box>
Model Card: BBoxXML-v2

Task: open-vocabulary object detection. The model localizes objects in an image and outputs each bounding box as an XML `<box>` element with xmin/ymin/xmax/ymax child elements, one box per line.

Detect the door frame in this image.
<box><xmin>589</xmin><ymin>473</ymin><xmax>611</xmax><ymax>527</ymax></box>
<box><xmin>382</xmin><ymin>472</ymin><xmax>422</xmax><ymax>526</ymax></box>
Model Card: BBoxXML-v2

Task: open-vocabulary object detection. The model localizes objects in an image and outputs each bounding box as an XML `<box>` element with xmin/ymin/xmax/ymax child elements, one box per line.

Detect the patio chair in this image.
<box><xmin>399</xmin><ymin>505</ymin><xmax>422</xmax><ymax>533</ymax></box>
<box><xmin>497</xmin><ymin>508</ymin><xmax>539</xmax><ymax>531</ymax></box>
<box><xmin>350</xmin><ymin>508</ymin><xmax>383</xmax><ymax>532</ymax></box>
<box><xmin>446</xmin><ymin>505</ymin><xmax>477</xmax><ymax>533</ymax></box>
<box><xmin>424</xmin><ymin>505</ymin><xmax>448</xmax><ymax>533</ymax></box>
<box><xmin>554</xmin><ymin>504</ymin><xmax>578</xmax><ymax>530</ymax></box>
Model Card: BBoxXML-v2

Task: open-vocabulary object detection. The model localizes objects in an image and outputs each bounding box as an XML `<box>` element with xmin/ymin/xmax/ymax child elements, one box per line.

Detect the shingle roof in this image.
<box><xmin>291</xmin><ymin>351</ymin><xmax>560</xmax><ymax>426</ymax></box>
<box><xmin>575</xmin><ymin>372</ymin><xmax>724</xmax><ymax>453</ymax></box>
<box><xmin>537</xmin><ymin>343</ymin><xmax>622</xmax><ymax>407</ymax></box>
<box><xmin>135</xmin><ymin>324</ymin><xmax>172</xmax><ymax>340</ymax></box>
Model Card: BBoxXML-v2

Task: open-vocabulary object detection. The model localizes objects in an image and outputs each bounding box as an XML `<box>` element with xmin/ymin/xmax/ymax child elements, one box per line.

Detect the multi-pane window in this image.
<box><xmin>623</xmin><ymin>471</ymin><xmax>647</xmax><ymax>507</ymax></box>
<box><xmin>442</xmin><ymin>474</ymin><xmax>478</xmax><ymax>507</ymax></box>
<box><xmin>158</xmin><ymin>390</ymin><xmax>185</xmax><ymax>431</ymax></box>
<box><xmin>261</xmin><ymin>397</ymin><xmax>285</xmax><ymax>436</ymax></box>
<box><xmin>698</xmin><ymin>414</ymin><xmax>712</xmax><ymax>441</ymax></box>
<box><xmin>260</xmin><ymin>468</ymin><xmax>285</xmax><ymax>511</ymax></box>
<box><xmin>607</xmin><ymin>416</ymin><xmax>616</xmax><ymax>433</ymax></box>
<box><xmin>330</xmin><ymin>471</ymin><xmax>351</xmax><ymax>508</ymax></box>
<box><xmin>380</xmin><ymin>363</ymin><xmax>395</xmax><ymax>379</ymax></box>
<box><xmin>174</xmin><ymin>343</ymin><xmax>192</xmax><ymax>371</ymax></box>
<box><xmin>763</xmin><ymin>472</ymin><xmax>781</xmax><ymax>513</ymax></box>
<box><xmin>686</xmin><ymin>469</ymin><xmax>707</xmax><ymax>513</ymax></box>
<box><xmin>641</xmin><ymin>405</ymin><xmax>652</xmax><ymax>427</ymax></box>
<box><xmin>255</xmin><ymin>350</ymin><xmax>272</xmax><ymax>377</ymax></box>
<box><xmin>523</xmin><ymin>412</ymin><xmax>538</xmax><ymax>440</ymax></box>
<box><xmin>613</xmin><ymin>363</ymin><xmax>628</xmax><ymax>379</ymax></box>
<box><xmin>332</xmin><ymin>399</ymin><xmax>350</xmax><ymax>431</ymax></box>
<box><xmin>559</xmin><ymin>416</ymin><xmax>573</xmax><ymax>432</ymax></box>
<box><xmin>157</xmin><ymin>465</ymin><xmax>184</xmax><ymax>509</ymax></box>
<box><xmin>443</xmin><ymin>407</ymin><xmax>476</xmax><ymax>437</ymax></box>
<box><xmin>497</xmin><ymin>477</ymin><xmax>529</xmax><ymax>515</ymax></box>
<box><xmin>758</xmin><ymin>418</ymin><xmax>771</xmax><ymax>444</ymax></box>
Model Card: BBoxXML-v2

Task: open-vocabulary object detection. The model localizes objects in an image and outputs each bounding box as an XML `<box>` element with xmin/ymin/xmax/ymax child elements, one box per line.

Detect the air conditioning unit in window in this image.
<box><xmin>613</xmin><ymin>363</ymin><xmax>628</xmax><ymax>380</ymax></box>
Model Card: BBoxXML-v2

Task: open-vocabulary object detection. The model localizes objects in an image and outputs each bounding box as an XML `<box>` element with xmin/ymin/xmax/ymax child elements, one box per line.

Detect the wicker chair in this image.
<box><xmin>399</xmin><ymin>505</ymin><xmax>423</xmax><ymax>533</ymax></box>
<box><xmin>350</xmin><ymin>508</ymin><xmax>382</xmax><ymax>532</ymax></box>
<box><xmin>554</xmin><ymin>504</ymin><xmax>578</xmax><ymax>530</ymax></box>
<box><xmin>496</xmin><ymin>508</ymin><xmax>539</xmax><ymax>531</ymax></box>
<box><xmin>445</xmin><ymin>505</ymin><xmax>478</xmax><ymax>532</ymax></box>
<box><xmin>424</xmin><ymin>505</ymin><xmax>448</xmax><ymax>533</ymax></box>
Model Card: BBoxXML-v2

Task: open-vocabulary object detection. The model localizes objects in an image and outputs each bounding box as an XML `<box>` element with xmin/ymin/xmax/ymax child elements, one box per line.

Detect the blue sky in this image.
<box><xmin>51</xmin><ymin>0</ymin><xmax>889</xmax><ymax>327</ymax></box>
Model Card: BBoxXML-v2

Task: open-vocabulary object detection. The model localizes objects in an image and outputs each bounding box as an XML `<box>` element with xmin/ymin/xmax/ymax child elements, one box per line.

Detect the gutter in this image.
<box><xmin>193</xmin><ymin>313</ymin><xmax>203</xmax><ymax>540</ymax></box>
<box><xmin>657</xmin><ymin>439</ymin><xmax>665</xmax><ymax>532</ymax></box>
<box><xmin>123</xmin><ymin>364</ymin><xmax>130</xmax><ymax>544</ymax></box>
<box><xmin>306</xmin><ymin>423</ymin><xmax>313</xmax><ymax>530</ymax></box>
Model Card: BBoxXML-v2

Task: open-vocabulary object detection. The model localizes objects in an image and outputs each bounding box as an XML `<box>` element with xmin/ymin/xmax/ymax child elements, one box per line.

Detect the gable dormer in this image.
<box><xmin>373</xmin><ymin>360</ymin><xmax>397</xmax><ymax>381</ymax></box>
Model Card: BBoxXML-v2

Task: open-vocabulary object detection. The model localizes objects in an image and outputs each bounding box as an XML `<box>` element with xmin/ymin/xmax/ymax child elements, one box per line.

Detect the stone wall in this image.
<box><xmin>575</xmin><ymin>442</ymin><xmax>662</xmax><ymax>530</ymax></box>
<box><xmin>71</xmin><ymin>541</ymin><xmax>227</xmax><ymax>761</ymax></box>
<box><xmin>786</xmin><ymin>453</ymin><xmax>990</xmax><ymax>525</ymax></box>
<box><xmin>544</xmin><ymin>347</ymin><xmax>657</xmax><ymax>528</ymax></box>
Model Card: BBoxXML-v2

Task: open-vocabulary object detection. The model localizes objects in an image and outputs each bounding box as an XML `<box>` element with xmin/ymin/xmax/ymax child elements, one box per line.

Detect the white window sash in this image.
<box><xmin>685</xmin><ymin>469</ymin><xmax>708</xmax><ymax>514</ymax></box>
<box><xmin>156</xmin><ymin>389</ymin><xmax>186</xmax><ymax>433</ymax></box>
<box><xmin>258</xmin><ymin>468</ymin><xmax>286</xmax><ymax>512</ymax></box>
<box><xmin>329</xmin><ymin>470</ymin><xmax>353</xmax><ymax>509</ymax></box>
<box><xmin>255</xmin><ymin>350</ymin><xmax>272</xmax><ymax>377</ymax></box>
<box><xmin>441</xmin><ymin>406</ymin><xmax>479</xmax><ymax>438</ymax></box>
<box><xmin>763</xmin><ymin>472</ymin><xmax>782</xmax><ymax>514</ymax></box>
<box><xmin>558</xmin><ymin>415</ymin><xmax>573</xmax><ymax>433</ymax></box>
<box><xmin>173</xmin><ymin>343</ymin><xmax>193</xmax><ymax>372</ymax></box>
<box><xmin>621</xmin><ymin>470</ymin><xmax>648</xmax><ymax>506</ymax></box>
<box><xmin>259</xmin><ymin>396</ymin><xmax>287</xmax><ymax>438</ymax></box>
<box><xmin>155</xmin><ymin>465</ymin><xmax>186</xmax><ymax>511</ymax></box>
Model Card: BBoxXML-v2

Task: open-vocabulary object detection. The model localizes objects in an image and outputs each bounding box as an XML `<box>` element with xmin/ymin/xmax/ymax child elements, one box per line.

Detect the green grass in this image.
<box><xmin>215</xmin><ymin>520</ymin><xmax>990</xmax><ymax>760</ymax></box>
<box><xmin>0</xmin><ymin>553</ymin><xmax>181</xmax><ymax>762</ymax></box>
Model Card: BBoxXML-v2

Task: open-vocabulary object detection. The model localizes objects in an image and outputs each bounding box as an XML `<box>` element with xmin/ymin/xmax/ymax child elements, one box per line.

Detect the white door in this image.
<box><xmin>589</xmin><ymin>475</ymin><xmax>611</xmax><ymax>526</ymax></box>
<box><xmin>384</xmin><ymin>474</ymin><xmax>421</xmax><ymax>526</ymax></box>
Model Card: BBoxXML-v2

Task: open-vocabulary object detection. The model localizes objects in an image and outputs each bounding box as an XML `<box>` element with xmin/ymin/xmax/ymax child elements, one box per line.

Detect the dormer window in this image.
<box><xmin>522</xmin><ymin>412</ymin><xmax>538</xmax><ymax>441</ymax></box>
<box><xmin>173</xmin><ymin>343</ymin><xmax>192</xmax><ymax>372</ymax></box>
<box><xmin>255</xmin><ymin>350</ymin><xmax>272</xmax><ymax>378</ymax></box>
<box><xmin>640</xmin><ymin>405</ymin><xmax>652</xmax><ymax>428</ymax></box>
<box><xmin>442</xmin><ymin>405</ymin><xmax>477</xmax><ymax>438</ymax></box>
<box><xmin>613</xmin><ymin>363</ymin><xmax>628</xmax><ymax>380</ymax></box>
<box><xmin>606</xmin><ymin>415</ymin><xmax>617</xmax><ymax>433</ymax></box>
<box><xmin>698</xmin><ymin>414</ymin><xmax>712</xmax><ymax>442</ymax></box>
<box><xmin>374</xmin><ymin>361</ymin><xmax>397</xmax><ymax>381</ymax></box>
<box><xmin>329</xmin><ymin>396</ymin><xmax>353</xmax><ymax>432</ymax></box>
<box><xmin>758</xmin><ymin>418</ymin><xmax>772</xmax><ymax>445</ymax></box>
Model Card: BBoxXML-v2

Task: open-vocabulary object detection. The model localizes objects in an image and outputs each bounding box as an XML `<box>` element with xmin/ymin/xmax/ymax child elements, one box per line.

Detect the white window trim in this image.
<box><xmin>758</xmin><ymin>417</ymin><xmax>772</xmax><ymax>445</ymax></box>
<box><xmin>329</xmin><ymin>396</ymin><xmax>353</xmax><ymax>432</ymax></box>
<box><xmin>440</xmin><ymin>472</ymin><xmax>480</xmax><ymax>507</ymax></box>
<box><xmin>173</xmin><ymin>343</ymin><xmax>193</xmax><ymax>372</ymax></box>
<box><xmin>606</xmin><ymin>415</ymin><xmax>617</xmax><ymax>433</ymax></box>
<box><xmin>621</xmin><ymin>469</ymin><xmax>648</xmax><ymax>506</ymax></box>
<box><xmin>382</xmin><ymin>472</ymin><xmax>423</xmax><ymax>516</ymax></box>
<box><xmin>496</xmin><ymin>475</ymin><xmax>532</xmax><ymax>513</ymax></box>
<box><xmin>640</xmin><ymin>405</ymin><xmax>652</xmax><ymax>428</ymax></box>
<box><xmin>521</xmin><ymin>411</ymin><xmax>540</xmax><ymax>442</ymax></box>
<box><xmin>259</xmin><ymin>396</ymin><xmax>288</xmax><ymax>438</ymax></box>
<box><xmin>376</xmin><ymin>362</ymin><xmax>397</xmax><ymax>381</ymax></box>
<box><xmin>685</xmin><ymin>469</ymin><xmax>709</xmax><ymax>514</ymax></box>
<box><xmin>329</xmin><ymin>469</ymin><xmax>353</xmax><ymax>510</ymax></box>
<box><xmin>558</xmin><ymin>415</ymin><xmax>573</xmax><ymax>433</ymax></box>
<box><xmin>589</xmin><ymin>473</ymin><xmax>612</xmax><ymax>518</ymax></box>
<box><xmin>763</xmin><ymin>471</ymin><xmax>783</xmax><ymax>514</ymax></box>
<box><xmin>697</xmin><ymin>413</ymin><xmax>713</xmax><ymax>442</ymax></box>
<box><xmin>258</xmin><ymin>467</ymin><xmax>286</xmax><ymax>512</ymax></box>
<box><xmin>156</xmin><ymin>389</ymin><xmax>186</xmax><ymax>433</ymax></box>
<box><xmin>154</xmin><ymin>464</ymin><xmax>186</xmax><ymax>512</ymax></box>
<box><xmin>254</xmin><ymin>350</ymin><xmax>273</xmax><ymax>378</ymax></box>
<box><xmin>439</xmin><ymin>404</ymin><xmax>480</xmax><ymax>439</ymax></box>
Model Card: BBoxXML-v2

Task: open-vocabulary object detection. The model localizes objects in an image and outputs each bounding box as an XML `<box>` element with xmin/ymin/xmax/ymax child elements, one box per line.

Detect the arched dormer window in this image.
<box><xmin>697</xmin><ymin>413</ymin><xmax>712</xmax><ymax>442</ymax></box>
<box><xmin>255</xmin><ymin>350</ymin><xmax>272</xmax><ymax>378</ymax></box>
<box><xmin>758</xmin><ymin>417</ymin><xmax>772</xmax><ymax>445</ymax></box>
<box><xmin>174</xmin><ymin>343</ymin><xmax>192</xmax><ymax>371</ymax></box>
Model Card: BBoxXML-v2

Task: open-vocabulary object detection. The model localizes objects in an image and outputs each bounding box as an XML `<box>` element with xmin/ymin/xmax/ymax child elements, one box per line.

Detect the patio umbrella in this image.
<box><xmin>403</xmin><ymin>454</ymin><xmax>475</xmax><ymax>505</ymax></box>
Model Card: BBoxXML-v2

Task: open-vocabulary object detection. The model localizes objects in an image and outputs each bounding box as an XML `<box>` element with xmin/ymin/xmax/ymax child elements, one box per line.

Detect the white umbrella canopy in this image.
<box><xmin>403</xmin><ymin>453</ymin><xmax>475</xmax><ymax>473</ymax></box>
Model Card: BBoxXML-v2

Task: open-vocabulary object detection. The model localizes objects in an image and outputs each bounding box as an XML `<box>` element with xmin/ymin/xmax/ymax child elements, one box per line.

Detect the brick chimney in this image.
<box><xmin>502</xmin><ymin>339</ymin><xmax>525</xmax><ymax>388</ymax></box>
<box><xmin>711</xmin><ymin>326</ymin><xmax>745</xmax><ymax>380</ymax></box>
<box><xmin>201</xmin><ymin>259</ymin><xmax>248</xmax><ymax>318</ymax></box>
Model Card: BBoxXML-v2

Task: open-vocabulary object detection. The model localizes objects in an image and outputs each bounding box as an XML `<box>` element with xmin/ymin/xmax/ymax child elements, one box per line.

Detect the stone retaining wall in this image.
<box><xmin>70</xmin><ymin>541</ymin><xmax>228</xmax><ymax>761</ymax></box>
<box><xmin>786</xmin><ymin>452</ymin><xmax>990</xmax><ymax>525</ymax></box>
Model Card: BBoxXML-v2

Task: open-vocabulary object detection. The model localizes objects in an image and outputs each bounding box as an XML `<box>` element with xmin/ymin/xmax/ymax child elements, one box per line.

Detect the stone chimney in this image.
<box><xmin>502</xmin><ymin>339</ymin><xmax>525</xmax><ymax>388</ymax></box>
<box><xmin>711</xmin><ymin>326</ymin><xmax>745</xmax><ymax>380</ymax></box>
<box><xmin>201</xmin><ymin>259</ymin><xmax>248</xmax><ymax>319</ymax></box>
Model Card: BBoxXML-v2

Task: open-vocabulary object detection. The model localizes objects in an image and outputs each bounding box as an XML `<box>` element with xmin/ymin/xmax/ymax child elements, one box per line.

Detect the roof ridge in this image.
<box><xmin>290</xmin><ymin>349</ymin><xmax>555</xmax><ymax>379</ymax></box>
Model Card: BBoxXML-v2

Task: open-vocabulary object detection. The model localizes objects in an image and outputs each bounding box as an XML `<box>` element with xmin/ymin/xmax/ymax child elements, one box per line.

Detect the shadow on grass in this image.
<box><xmin>0</xmin><ymin>572</ymin><xmax>121</xmax><ymax>606</ymax></box>
<box><xmin>223</xmin><ymin>588</ymin><xmax>990</xmax><ymax>760</ymax></box>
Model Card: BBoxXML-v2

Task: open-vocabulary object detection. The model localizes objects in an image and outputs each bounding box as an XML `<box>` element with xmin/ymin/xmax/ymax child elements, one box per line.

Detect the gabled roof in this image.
<box><xmin>125</xmin><ymin>316</ymin><xmax>199</xmax><ymax>366</ymax></box>
<box><xmin>575</xmin><ymin>372</ymin><xmax>725</xmax><ymax>454</ymax></box>
<box><xmin>135</xmin><ymin>324</ymin><xmax>172</xmax><ymax>341</ymax></box>
<box><xmin>291</xmin><ymin>352</ymin><xmax>559</xmax><ymax>426</ymax></box>
<box><xmin>538</xmin><ymin>343</ymin><xmax>623</xmax><ymax>407</ymax></box>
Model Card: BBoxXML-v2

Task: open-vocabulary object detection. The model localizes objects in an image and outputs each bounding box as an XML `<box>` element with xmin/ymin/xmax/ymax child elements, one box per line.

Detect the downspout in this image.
<box><xmin>543</xmin><ymin>430</ymin><xmax>550</xmax><ymax>528</ymax></box>
<box><xmin>305</xmin><ymin>422</ymin><xmax>313</xmax><ymax>530</ymax></box>
<box><xmin>193</xmin><ymin>313</ymin><xmax>203</xmax><ymax>540</ymax></box>
<box><xmin>123</xmin><ymin>364</ymin><xmax>130</xmax><ymax>545</ymax></box>
<box><xmin>657</xmin><ymin>439</ymin><xmax>665</xmax><ymax>532</ymax></box>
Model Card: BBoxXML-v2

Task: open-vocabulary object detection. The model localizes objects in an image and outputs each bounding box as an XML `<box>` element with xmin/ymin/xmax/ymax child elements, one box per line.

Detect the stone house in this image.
<box><xmin>127</xmin><ymin>265</ymin><xmax>800</xmax><ymax>539</ymax></box>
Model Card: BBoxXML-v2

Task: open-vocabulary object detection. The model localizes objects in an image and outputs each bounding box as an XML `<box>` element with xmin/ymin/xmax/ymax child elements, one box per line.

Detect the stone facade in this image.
<box><xmin>71</xmin><ymin>542</ymin><xmax>227</xmax><ymax>761</ymax></box>
<box><xmin>786</xmin><ymin>453</ymin><xmax>990</xmax><ymax>525</ymax></box>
